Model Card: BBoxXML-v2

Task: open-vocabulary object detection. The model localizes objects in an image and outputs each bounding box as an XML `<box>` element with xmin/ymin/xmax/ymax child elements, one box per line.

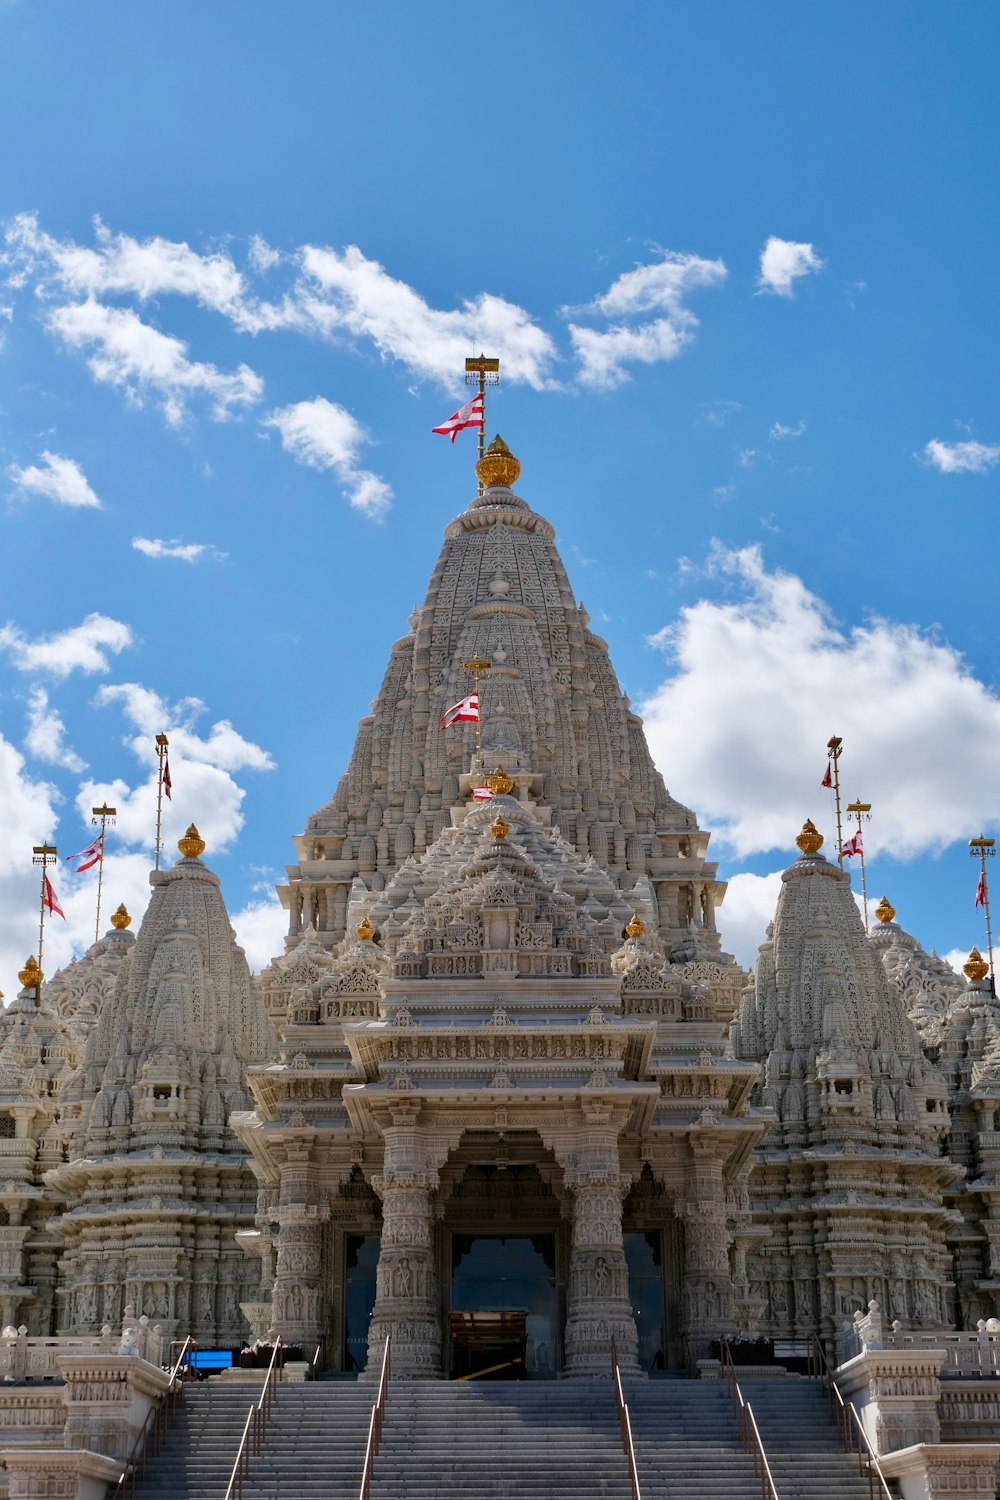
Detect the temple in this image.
<box><xmin>6</xmin><ymin>434</ymin><xmax>1000</xmax><ymax>1497</ymax></box>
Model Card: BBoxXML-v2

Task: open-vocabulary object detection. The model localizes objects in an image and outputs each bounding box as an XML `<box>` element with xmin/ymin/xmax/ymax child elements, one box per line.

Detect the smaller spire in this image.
<box><xmin>357</xmin><ymin>916</ymin><xmax>376</xmax><ymax>942</ymax></box>
<box><xmin>875</xmin><ymin>896</ymin><xmax>896</xmax><ymax>925</ymax></box>
<box><xmin>490</xmin><ymin>813</ymin><xmax>510</xmax><ymax>842</ymax></box>
<box><xmin>178</xmin><ymin>824</ymin><xmax>206</xmax><ymax>860</ymax></box>
<box><xmin>964</xmin><ymin>946</ymin><xmax>990</xmax><ymax>983</ymax></box>
<box><xmin>18</xmin><ymin>955</ymin><xmax>42</xmax><ymax>989</ymax></box>
<box><xmin>485</xmin><ymin>765</ymin><xmax>514</xmax><ymax>796</ymax></box>
<box><xmin>476</xmin><ymin>434</ymin><xmax>521</xmax><ymax>490</ymax></box>
<box><xmin>796</xmin><ymin>819</ymin><xmax>824</xmax><ymax>855</ymax></box>
<box><xmin>625</xmin><ymin>914</ymin><xmax>645</xmax><ymax>938</ymax></box>
<box><xmin>110</xmin><ymin>903</ymin><xmax>132</xmax><ymax>930</ymax></box>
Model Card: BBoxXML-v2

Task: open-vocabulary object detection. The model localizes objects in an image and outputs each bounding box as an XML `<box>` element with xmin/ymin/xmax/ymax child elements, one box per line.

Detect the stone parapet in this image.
<box><xmin>837</xmin><ymin>1347</ymin><xmax>947</xmax><ymax>1454</ymax></box>
<box><xmin>1</xmin><ymin>1446</ymin><xmax>122</xmax><ymax>1500</ymax></box>
<box><xmin>879</xmin><ymin>1442</ymin><xmax>1000</xmax><ymax>1500</ymax></box>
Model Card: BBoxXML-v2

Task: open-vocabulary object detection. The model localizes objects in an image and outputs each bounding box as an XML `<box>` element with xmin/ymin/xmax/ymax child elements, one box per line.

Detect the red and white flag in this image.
<box><xmin>44</xmin><ymin>876</ymin><xmax>65</xmax><ymax>920</ymax></box>
<box><xmin>821</xmin><ymin>761</ymin><xmax>832</xmax><ymax>789</ymax></box>
<box><xmin>65</xmin><ymin>832</ymin><xmax>103</xmax><ymax>874</ymax></box>
<box><xmin>976</xmin><ymin>873</ymin><xmax>988</xmax><ymax>909</ymax></box>
<box><xmin>841</xmin><ymin>830</ymin><xmax>863</xmax><ymax>859</ymax></box>
<box><xmin>472</xmin><ymin>786</ymin><xmax>493</xmax><ymax>800</ymax></box>
<box><xmin>163</xmin><ymin>754</ymin><xmax>172</xmax><ymax>801</ymax></box>
<box><xmin>439</xmin><ymin>692</ymin><xmax>479</xmax><ymax>728</ymax></box>
<box><xmin>432</xmin><ymin>393</ymin><xmax>484</xmax><ymax>444</ymax></box>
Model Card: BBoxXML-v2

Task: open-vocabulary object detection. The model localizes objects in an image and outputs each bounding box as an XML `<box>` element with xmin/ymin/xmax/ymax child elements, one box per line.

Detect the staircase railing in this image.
<box><xmin>112</xmin><ymin>1335</ymin><xmax>197</xmax><ymax>1499</ymax></box>
<box><xmin>720</xmin><ymin>1340</ymin><xmax>781</xmax><ymax>1500</ymax></box>
<box><xmin>809</xmin><ymin>1337</ymin><xmax>894</xmax><ymax>1500</ymax></box>
<box><xmin>610</xmin><ymin>1342</ymin><xmax>642</xmax><ymax>1500</ymax></box>
<box><xmin>224</xmin><ymin>1338</ymin><xmax>285</xmax><ymax>1500</ymax></box>
<box><xmin>358</xmin><ymin>1335</ymin><xmax>392</xmax><ymax>1500</ymax></box>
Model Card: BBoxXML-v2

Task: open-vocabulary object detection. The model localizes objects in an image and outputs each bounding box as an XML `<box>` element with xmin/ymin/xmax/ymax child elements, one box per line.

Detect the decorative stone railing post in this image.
<box><xmin>367</xmin><ymin>1109</ymin><xmax>442</xmax><ymax>1379</ymax></box>
<box><xmin>558</xmin><ymin>1124</ymin><xmax>639</xmax><ymax>1378</ymax></box>
<box><xmin>680</xmin><ymin>1135</ymin><xmax>736</xmax><ymax>1356</ymax></box>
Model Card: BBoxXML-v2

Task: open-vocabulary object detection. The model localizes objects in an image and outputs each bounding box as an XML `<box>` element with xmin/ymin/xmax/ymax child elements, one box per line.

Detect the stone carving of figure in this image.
<box><xmin>393</xmin><ymin>1258</ymin><xmax>412</xmax><ymax>1298</ymax></box>
<box><xmin>79</xmin><ymin>1285</ymin><xmax>98</xmax><ymax>1324</ymax></box>
<box><xmin>593</xmin><ymin>1257</ymin><xmax>609</xmax><ymax>1296</ymax></box>
<box><xmin>287</xmin><ymin>1284</ymin><xmax>303</xmax><ymax>1321</ymax></box>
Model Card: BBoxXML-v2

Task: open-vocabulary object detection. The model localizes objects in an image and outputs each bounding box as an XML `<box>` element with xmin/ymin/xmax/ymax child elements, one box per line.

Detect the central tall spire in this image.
<box><xmin>277</xmin><ymin>440</ymin><xmax>726</xmax><ymax>959</ymax></box>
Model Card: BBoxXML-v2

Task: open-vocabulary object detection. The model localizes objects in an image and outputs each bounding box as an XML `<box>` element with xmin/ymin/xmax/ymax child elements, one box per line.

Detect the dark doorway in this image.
<box><xmin>450</xmin><ymin>1233</ymin><xmax>558</xmax><ymax>1378</ymax></box>
<box><xmin>343</xmin><ymin>1233</ymin><xmax>379</xmax><ymax>1372</ymax></box>
<box><xmin>625</xmin><ymin>1230</ymin><xmax>667</xmax><ymax>1373</ymax></box>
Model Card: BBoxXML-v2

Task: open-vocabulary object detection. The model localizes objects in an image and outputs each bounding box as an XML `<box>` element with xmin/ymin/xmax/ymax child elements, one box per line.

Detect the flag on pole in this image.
<box><xmin>439</xmin><ymin>692</ymin><xmax>479</xmax><ymax>728</ymax></box>
<box><xmin>472</xmin><ymin>786</ymin><xmax>493</xmax><ymax>800</ymax></box>
<box><xmin>821</xmin><ymin>762</ymin><xmax>832</xmax><ymax>788</ymax></box>
<box><xmin>163</xmin><ymin>754</ymin><xmax>172</xmax><ymax>800</ymax></box>
<box><xmin>44</xmin><ymin>876</ymin><xmax>66</xmax><ymax>920</ymax></box>
<box><xmin>976</xmin><ymin>873</ymin><xmax>987</xmax><ymax>908</ymax></box>
<box><xmin>841</xmin><ymin>830</ymin><xmax>863</xmax><ymax>859</ymax></box>
<box><xmin>65</xmin><ymin>832</ymin><xmax>103</xmax><ymax>873</ymax></box>
<box><xmin>432</xmin><ymin>393</ymin><xmax>484</xmax><ymax>444</ymax></box>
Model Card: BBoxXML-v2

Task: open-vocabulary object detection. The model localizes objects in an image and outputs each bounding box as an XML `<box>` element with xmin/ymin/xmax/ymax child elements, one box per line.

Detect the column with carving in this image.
<box><xmin>680</xmin><ymin>1135</ymin><xmax>736</xmax><ymax>1357</ymax></box>
<box><xmin>367</xmin><ymin>1108</ymin><xmax>441</xmax><ymax>1378</ymax></box>
<box><xmin>561</xmin><ymin>1125</ymin><xmax>639</xmax><ymax>1377</ymax></box>
<box><xmin>272</xmin><ymin>1137</ymin><xmax>325</xmax><ymax>1355</ymax></box>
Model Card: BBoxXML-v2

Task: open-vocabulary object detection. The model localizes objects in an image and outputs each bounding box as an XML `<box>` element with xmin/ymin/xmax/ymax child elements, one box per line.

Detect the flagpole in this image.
<box><xmin>154</xmin><ymin>733</ymin><xmax>169</xmax><ymax>871</ymax></box>
<box><xmin>971</xmin><ymin>834</ymin><xmax>996</xmax><ymax>995</ymax></box>
<box><xmin>465</xmin><ymin>354</ymin><xmax>500</xmax><ymax>496</ymax></box>
<box><xmin>91</xmin><ymin>803</ymin><xmax>116</xmax><ymax>942</ymax></box>
<box><xmin>31</xmin><ymin>843</ymin><xmax>57</xmax><ymax>1002</ymax></box>
<box><xmin>846</xmin><ymin>798</ymin><xmax>872</xmax><ymax>930</ymax></box>
<box><xmin>827</xmin><ymin>735</ymin><xmax>844</xmax><ymax>869</ymax></box>
<box><xmin>463</xmin><ymin>655</ymin><xmax>492</xmax><ymax>765</ymax></box>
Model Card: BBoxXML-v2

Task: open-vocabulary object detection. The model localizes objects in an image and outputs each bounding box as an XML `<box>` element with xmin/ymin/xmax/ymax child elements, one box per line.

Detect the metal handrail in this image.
<box><xmin>112</xmin><ymin>1335</ymin><xmax>197</xmax><ymax>1499</ymax></box>
<box><xmin>720</xmin><ymin>1341</ymin><xmax>780</xmax><ymax>1500</ymax></box>
<box><xmin>808</xmin><ymin>1337</ymin><xmax>894</xmax><ymax>1500</ymax></box>
<box><xmin>610</xmin><ymin>1343</ymin><xmax>642</xmax><ymax>1500</ymax></box>
<box><xmin>224</xmin><ymin>1339</ymin><xmax>285</xmax><ymax>1500</ymax></box>
<box><xmin>358</xmin><ymin>1336</ymin><xmax>392</xmax><ymax>1500</ymax></box>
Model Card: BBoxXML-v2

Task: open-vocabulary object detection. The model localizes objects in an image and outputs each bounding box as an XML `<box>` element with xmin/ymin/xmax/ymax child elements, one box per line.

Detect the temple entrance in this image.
<box><xmin>343</xmin><ymin>1233</ymin><xmax>379</xmax><ymax>1372</ymax></box>
<box><xmin>623</xmin><ymin>1167</ymin><xmax>684</xmax><ymax>1372</ymax></box>
<box><xmin>449</xmin><ymin>1233</ymin><xmax>558</xmax><ymax>1379</ymax></box>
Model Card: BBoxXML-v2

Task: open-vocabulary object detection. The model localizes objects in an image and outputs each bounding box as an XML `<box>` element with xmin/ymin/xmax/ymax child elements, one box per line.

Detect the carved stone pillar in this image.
<box><xmin>272</xmin><ymin>1140</ymin><xmax>325</xmax><ymax>1354</ymax></box>
<box><xmin>560</xmin><ymin>1130</ymin><xmax>639</xmax><ymax>1377</ymax></box>
<box><xmin>367</xmin><ymin>1113</ymin><xmax>441</xmax><ymax>1379</ymax></box>
<box><xmin>680</xmin><ymin>1137</ymin><xmax>736</xmax><ymax>1357</ymax></box>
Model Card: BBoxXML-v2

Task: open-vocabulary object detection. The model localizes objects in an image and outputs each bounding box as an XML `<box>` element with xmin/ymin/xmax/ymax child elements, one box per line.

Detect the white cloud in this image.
<box><xmin>769</xmin><ymin>419</ymin><xmax>806</xmax><ymax>441</ymax></box>
<box><xmin>757</xmin><ymin>237</ymin><xmax>824</xmax><ymax>297</ymax></box>
<box><xmin>641</xmin><ymin>543</ymin><xmax>1000</xmax><ymax>861</ymax></box>
<box><xmin>701</xmin><ymin>399</ymin><xmax>742</xmax><ymax>427</ymax></box>
<box><xmin>922</xmin><ymin>439</ymin><xmax>1000</xmax><ymax>475</ymax></box>
<box><xmin>0</xmin><ymin>731</ymin><xmax>63</xmax><ymax>995</ymax></box>
<box><xmin>264</xmin><ymin>397</ymin><xmax>392</xmax><ymax>518</ymax></box>
<box><xmin>247</xmin><ymin>234</ymin><xmax>280</xmax><ymax>275</ymax></box>
<box><xmin>46</xmin><ymin>299</ymin><xmax>262</xmax><ymax>426</ymax></box>
<box><xmin>292</xmin><ymin>244</ymin><xmax>558</xmax><ymax>389</ymax></box>
<box><xmin>718</xmin><ymin>870</ymin><xmax>784</xmax><ymax>968</ymax></box>
<box><xmin>24</xmin><ymin>686</ymin><xmax>86</xmax><ymax>772</ymax></box>
<box><xmin>737</xmin><ymin>449</ymin><xmax>757</xmax><ymax>467</ymax></box>
<box><xmin>230</xmin><ymin>891</ymin><xmax>286</xmax><ymax>971</ymax></box>
<box><xmin>0</xmin><ymin>613</ymin><xmax>133</xmax><ymax>678</ymax></box>
<box><xmin>8</xmin><ymin>450</ymin><xmax>101</xmax><ymax>508</ymax></box>
<box><xmin>565</xmin><ymin>251</ymin><xmax>727</xmax><ymax>389</ymax></box>
<box><xmin>131</xmin><ymin>537</ymin><xmax>223</xmax><ymax>562</ymax></box>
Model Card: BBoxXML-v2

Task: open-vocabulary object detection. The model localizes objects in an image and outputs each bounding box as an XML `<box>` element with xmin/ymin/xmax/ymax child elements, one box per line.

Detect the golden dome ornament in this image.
<box><xmin>485</xmin><ymin>765</ymin><xmax>514</xmax><ymax>796</ymax></box>
<box><xmin>178</xmin><ymin>824</ymin><xmax>206</xmax><ymax>860</ymax></box>
<box><xmin>875</xmin><ymin>897</ymin><xmax>896</xmax><ymax>925</ymax></box>
<box><xmin>110</xmin><ymin>903</ymin><xmax>132</xmax><ymax>930</ymax></box>
<box><xmin>19</xmin><ymin>955</ymin><xmax>42</xmax><ymax>990</ymax></box>
<box><xmin>625</xmin><ymin>914</ymin><xmax>645</xmax><ymax>939</ymax></box>
<box><xmin>356</xmin><ymin>917</ymin><xmax>376</xmax><ymax>942</ymax></box>
<box><xmin>476</xmin><ymin>435</ymin><xmax>521</xmax><ymax>490</ymax></box>
<box><xmin>490</xmin><ymin>813</ymin><xmax>510</xmax><ymax>842</ymax></box>
<box><xmin>964</xmin><ymin>947</ymin><xmax>990</xmax><ymax>984</ymax></box>
<box><xmin>795</xmin><ymin>819</ymin><xmax>824</xmax><ymax>855</ymax></box>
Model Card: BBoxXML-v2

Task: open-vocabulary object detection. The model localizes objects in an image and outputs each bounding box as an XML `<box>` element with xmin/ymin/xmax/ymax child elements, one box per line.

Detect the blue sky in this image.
<box><xmin>2</xmin><ymin>2</ymin><xmax>999</xmax><ymax>982</ymax></box>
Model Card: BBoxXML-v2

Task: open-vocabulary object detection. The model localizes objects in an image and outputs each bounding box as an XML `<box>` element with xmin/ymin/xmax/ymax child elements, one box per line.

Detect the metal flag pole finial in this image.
<box><xmin>91</xmin><ymin>803</ymin><xmax>117</xmax><ymax>942</ymax></box>
<box><xmin>970</xmin><ymin>834</ymin><xmax>996</xmax><ymax>994</ymax></box>
<box><xmin>463</xmin><ymin>655</ymin><xmax>492</xmax><ymax>764</ymax></box>
<box><xmin>154</xmin><ymin>734</ymin><xmax>169</xmax><ymax>871</ymax></box>
<box><xmin>846</xmin><ymin>799</ymin><xmax>873</xmax><ymax>930</ymax></box>
<box><xmin>465</xmin><ymin>355</ymin><xmax>500</xmax><ymax>495</ymax></box>
<box><xmin>826</xmin><ymin>736</ymin><xmax>844</xmax><ymax>869</ymax></box>
<box><xmin>31</xmin><ymin>843</ymin><xmax>58</xmax><ymax>1002</ymax></box>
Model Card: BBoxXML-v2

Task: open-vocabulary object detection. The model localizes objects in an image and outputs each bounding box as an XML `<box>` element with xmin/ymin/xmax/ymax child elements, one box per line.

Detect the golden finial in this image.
<box><xmin>964</xmin><ymin>946</ymin><xmax>990</xmax><ymax>983</ymax></box>
<box><xmin>476</xmin><ymin>435</ymin><xmax>521</xmax><ymax>490</ymax></box>
<box><xmin>625</xmin><ymin>914</ymin><xmax>645</xmax><ymax>939</ymax></box>
<box><xmin>875</xmin><ymin>896</ymin><xmax>896</xmax><ymax>925</ymax></box>
<box><xmin>177</xmin><ymin>824</ymin><xmax>206</xmax><ymax>859</ymax></box>
<box><xmin>18</xmin><ymin>955</ymin><xmax>41</xmax><ymax>990</ymax></box>
<box><xmin>485</xmin><ymin>765</ymin><xmax>514</xmax><ymax>796</ymax></box>
<box><xmin>796</xmin><ymin>819</ymin><xmax>824</xmax><ymax>855</ymax></box>
<box><xmin>490</xmin><ymin>813</ymin><xmax>510</xmax><ymax>841</ymax></box>
<box><xmin>110</xmin><ymin>903</ymin><xmax>131</xmax><ymax>930</ymax></box>
<box><xmin>356</xmin><ymin>917</ymin><xmax>376</xmax><ymax>942</ymax></box>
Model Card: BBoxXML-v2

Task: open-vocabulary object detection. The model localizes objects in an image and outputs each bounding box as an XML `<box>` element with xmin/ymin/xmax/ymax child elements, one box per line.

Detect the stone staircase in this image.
<box><xmin>127</xmin><ymin>1372</ymin><xmax>887</xmax><ymax>1500</ymax></box>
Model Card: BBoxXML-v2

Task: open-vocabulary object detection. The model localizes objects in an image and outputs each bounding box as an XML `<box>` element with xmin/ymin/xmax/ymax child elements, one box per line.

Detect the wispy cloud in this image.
<box><xmin>0</xmin><ymin>613</ymin><xmax>133</xmax><ymax>678</ymax></box>
<box><xmin>264</xmin><ymin>396</ymin><xmax>392</xmax><ymax>518</ymax></box>
<box><xmin>8</xmin><ymin>450</ymin><xmax>101</xmax><ymax>507</ymax></box>
<box><xmin>131</xmin><ymin>536</ymin><xmax>225</xmax><ymax>562</ymax></box>
<box><xmin>45</xmin><ymin>299</ymin><xmax>263</xmax><ymax>426</ymax></box>
<box><xmin>921</xmin><ymin>438</ymin><xmax>1000</xmax><ymax>475</ymax></box>
<box><xmin>564</xmin><ymin>251</ymin><xmax>727</xmax><ymax>389</ymax></box>
<box><xmin>769</xmin><ymin>419</ymin><xmax>806</xmax><ymax>441</ymax></box>
<box><xmin>757</xmin><ymin>237</ymin><xmax>824</xmax><ymax>297</ymax></box>
<box><xmin>700</xmin><ymin>399</ymin><xmax>742</xmax><ymax>427</ymax></box>
<box><xmin>24</xmin><ymin>685</ymin><xmax>86</xmax><ymax>772</ymax></box>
